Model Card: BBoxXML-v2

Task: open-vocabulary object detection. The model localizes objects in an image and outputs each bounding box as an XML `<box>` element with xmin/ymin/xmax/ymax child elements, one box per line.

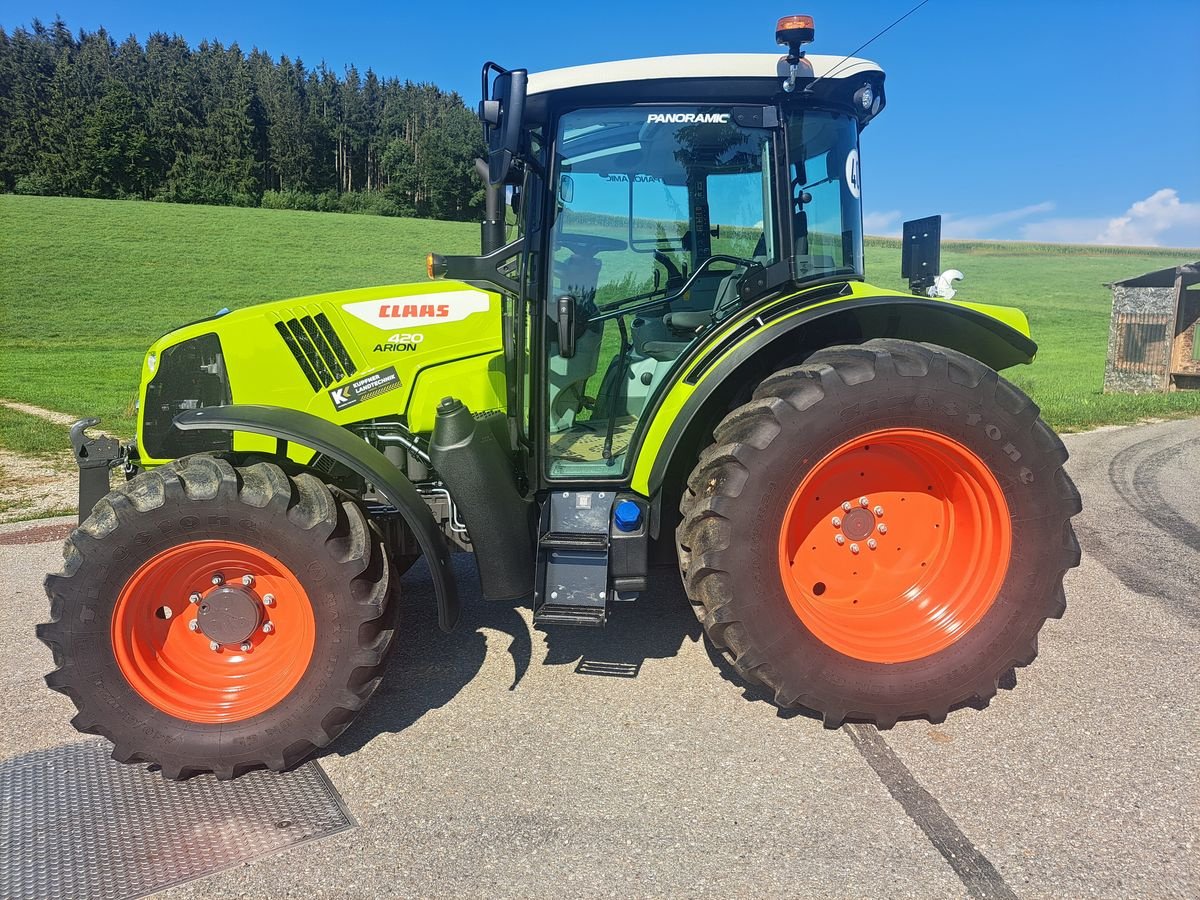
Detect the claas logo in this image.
<box><xmin>379</xmin><ymin>303</ymin><xmax>451</xmax><ymax>319</ymax></box>
<box><xmin>340</xmin><ymin>289</ymin><xmax>492</xmax><ymax>329</ymax></box>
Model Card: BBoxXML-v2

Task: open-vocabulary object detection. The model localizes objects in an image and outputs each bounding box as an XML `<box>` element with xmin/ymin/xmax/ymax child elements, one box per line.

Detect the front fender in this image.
<box><xmin>174</xmin><ymin>404</ymin><xmax>460</xmax><ymax>631</ymax></box>
<box><xmin>632</xmin><ymin>283</ymin><xmax>1038</xmax><ymax>498</ymax></box>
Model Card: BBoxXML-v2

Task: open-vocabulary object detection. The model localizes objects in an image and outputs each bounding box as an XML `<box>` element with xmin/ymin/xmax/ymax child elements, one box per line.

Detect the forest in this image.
<box><xmin>0</xmin><ymin>18</ymin><xmax>486</xmax><ymax>219</ymax></box>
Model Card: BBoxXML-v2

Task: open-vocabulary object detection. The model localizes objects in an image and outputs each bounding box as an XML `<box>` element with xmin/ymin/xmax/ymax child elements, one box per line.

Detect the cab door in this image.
<box><xmin>538</xmin><ymin>105</ymin><xmax>781</xmax><ymax>483</ymax></box>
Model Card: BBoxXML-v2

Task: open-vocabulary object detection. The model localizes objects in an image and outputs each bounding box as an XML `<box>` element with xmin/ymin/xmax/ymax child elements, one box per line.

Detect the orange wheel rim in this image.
<box><xmin>111</xmin><ymin>541</ymin><xmax>316</xmax><ymax>723</ymax></box>
<box><xmin>777</xmin><ymin>428</ymin><xmax>1011</xmax><ymax>663</ymax></box>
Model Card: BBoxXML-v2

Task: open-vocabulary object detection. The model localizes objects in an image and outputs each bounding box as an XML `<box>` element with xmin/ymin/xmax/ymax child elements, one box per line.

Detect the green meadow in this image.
<box><xmin>2</xmin><ymin>194</ymin><xmax>1197</xmax><ymax>459</ymax></box>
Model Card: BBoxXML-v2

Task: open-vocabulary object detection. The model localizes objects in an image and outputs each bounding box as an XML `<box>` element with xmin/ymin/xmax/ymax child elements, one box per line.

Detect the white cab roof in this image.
<box><xmin>527</xmin><ymin>53</ymin><xmax>882</xmax><ymax>95</ymax></box>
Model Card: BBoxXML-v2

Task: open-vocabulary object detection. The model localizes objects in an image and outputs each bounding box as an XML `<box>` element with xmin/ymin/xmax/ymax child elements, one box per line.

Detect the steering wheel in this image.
<box><xmin>558</xmin><ymin>233</ymin><xmax>626</xmax><ymax>258</ymax></box>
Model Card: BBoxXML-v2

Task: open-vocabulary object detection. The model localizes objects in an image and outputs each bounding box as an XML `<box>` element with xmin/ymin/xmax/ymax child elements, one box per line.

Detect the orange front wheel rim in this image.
<box><xmin>778</xmin><ymin>428</ymin><xmax>1012</xmax><ymax>663</ymax></box>
<box><xmin>111</xmin><ymin>541</ymin><xmax>316</xmax><ymax>723</ymax></box>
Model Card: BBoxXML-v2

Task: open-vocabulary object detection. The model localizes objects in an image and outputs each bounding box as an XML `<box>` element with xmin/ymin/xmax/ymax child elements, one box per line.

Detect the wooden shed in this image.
<box><xmin>1103</xmin><ymin>261</ymin><xmax>1200</xmax><ymax>393</ymax></box>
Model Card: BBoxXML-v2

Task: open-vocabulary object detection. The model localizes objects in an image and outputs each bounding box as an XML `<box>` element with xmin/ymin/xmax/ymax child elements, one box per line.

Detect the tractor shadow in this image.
<box><xmin>329</xmin><ymin>554</ymin><xmax>518</xmax><ymax>758</ymax></box>
<box><xmin>329</xmin><ymin>559</ymin><xmax>710</xmax><ymax>757</ymax></box>
<box><xmin>536</xmin><ymin>566</ymin><xmax>702</xmax><ymax>678</ymax></box>
<box><xmin>327</xmin><ymin>554</ymin><xmax>1021</xmax><ymax>755</ymax></box>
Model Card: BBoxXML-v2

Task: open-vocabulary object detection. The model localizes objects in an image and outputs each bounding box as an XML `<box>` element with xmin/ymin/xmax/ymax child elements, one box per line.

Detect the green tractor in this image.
<box><xmin>41</xmin><ymin>16</ymin><xmax>1081</xmax><ymax>779</ymax></box>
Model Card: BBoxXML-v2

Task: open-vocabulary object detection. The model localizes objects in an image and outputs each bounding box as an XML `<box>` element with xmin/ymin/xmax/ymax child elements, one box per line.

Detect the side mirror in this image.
<box><xmin>556</xmin><ymin>295</ymin><xmax>576</xmax><ymax>358</ymax></box>
<box><xmin>480</xmin><ymin>63</ymin><xmax>527</xmax><ymax>186</ymax></box>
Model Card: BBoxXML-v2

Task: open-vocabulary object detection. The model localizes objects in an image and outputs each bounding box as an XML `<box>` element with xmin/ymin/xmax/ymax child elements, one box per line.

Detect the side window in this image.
<box><xmin>787</xmin><ymin>111</ymin><xmax>863</xmax><ymax>278</ymax></box>
<box><xmin>708</xmin><ymin>168</ymin><xmax>770</xmax><ymax>260</ymax></box>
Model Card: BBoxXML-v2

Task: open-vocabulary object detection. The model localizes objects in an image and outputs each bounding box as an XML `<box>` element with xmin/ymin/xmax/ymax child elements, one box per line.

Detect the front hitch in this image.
<box><xmin>70</xmin><ymin>419</ymin><xmax>123</xmax><ymax>524</ymax></box>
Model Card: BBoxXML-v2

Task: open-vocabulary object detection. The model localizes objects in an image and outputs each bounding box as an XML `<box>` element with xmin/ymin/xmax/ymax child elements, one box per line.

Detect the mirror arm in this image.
<box><xmin>429</xmin><ymin>237</ymin><xmax>525</xmax><ymax>296</ymax></box>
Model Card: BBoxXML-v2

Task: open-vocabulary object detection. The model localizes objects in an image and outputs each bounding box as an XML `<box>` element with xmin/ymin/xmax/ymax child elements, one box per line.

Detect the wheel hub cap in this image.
<box><xmin>839</xmin><ymin>507</ymin><xmax>875</xmax><ymax>541</ymax></box>
<box><xmin>197</xmin><ymin>586</ymin><xmax>262</xmax><ymax>645</ymax></box>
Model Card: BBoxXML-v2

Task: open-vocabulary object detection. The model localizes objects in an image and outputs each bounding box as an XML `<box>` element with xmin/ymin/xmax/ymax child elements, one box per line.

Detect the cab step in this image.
<box><xmin>533</xmin><ymin>603</ymin><xmax>606</xmax><ymax>627</ymax></box>
<box><xmin>532</xmin><ymin>491</ymin><xmax>648</xmax><ymax>629</ymax></box>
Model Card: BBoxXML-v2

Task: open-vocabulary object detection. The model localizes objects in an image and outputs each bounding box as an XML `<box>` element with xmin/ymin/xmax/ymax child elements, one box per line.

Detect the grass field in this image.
<box><xmin>2</xmin><ymin>194</ymin><xmax>1198</xmax><ymax>460</ymax></box>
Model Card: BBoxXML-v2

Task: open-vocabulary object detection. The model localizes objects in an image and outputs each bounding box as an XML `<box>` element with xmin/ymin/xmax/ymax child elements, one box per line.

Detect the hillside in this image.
<box><xmin>2</xmin><ymin>194</ymin><xmax>1198</xmax><ymax>453</ymax></box>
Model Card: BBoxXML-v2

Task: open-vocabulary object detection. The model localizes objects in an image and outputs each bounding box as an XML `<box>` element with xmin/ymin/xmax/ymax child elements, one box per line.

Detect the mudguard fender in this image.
<box><xmin>634</xmin><ymin>292</ymin><xmax>1039</xmax><ymax>499</ymax></box>
<box><xmin>174</xmin><ymin>404</ymin><xmax>459</xmax><ymax>631</ymax></box>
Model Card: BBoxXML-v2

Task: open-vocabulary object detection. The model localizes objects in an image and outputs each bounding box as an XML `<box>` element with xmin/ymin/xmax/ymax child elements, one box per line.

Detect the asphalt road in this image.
<box><xmin>2</xmin><ymin>419</ymin><xmax>1197</xmax><ymax>899</ymax></box>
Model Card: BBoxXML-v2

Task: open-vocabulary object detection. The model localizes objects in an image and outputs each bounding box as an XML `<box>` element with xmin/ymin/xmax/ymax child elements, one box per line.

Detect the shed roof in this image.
<box><xmin>1107</xmin><ymin>262</ymin><xmax>1200</xmax><ymax>289</ymax></box>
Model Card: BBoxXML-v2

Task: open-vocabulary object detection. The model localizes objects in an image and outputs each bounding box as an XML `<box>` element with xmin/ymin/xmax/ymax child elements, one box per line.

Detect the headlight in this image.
<box><xmin>141</xmin><ymin>333</ymin><xmax>232</xmax><ymax>460</ymax></box>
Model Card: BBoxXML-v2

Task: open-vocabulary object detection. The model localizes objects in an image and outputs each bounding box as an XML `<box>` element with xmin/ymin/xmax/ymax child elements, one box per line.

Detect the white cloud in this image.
<box><xmin>1020</xmin><ymin>189</ymin><xmax>1200</xmax><ymax>247</ymax></box>
<box><xmin>941</xmin><ymin>202</ymin><xmax>1055</xmax><ymax>240</ymax></box>
<box><xmin>863</xmin><ymin>209</ymin><xmax>902</xmax><ymax>236</ymax></box>
<box><xmin>1096</xmin><ymin>189</ymin><xmax>1200</xmax><ymax>246</ymax></box>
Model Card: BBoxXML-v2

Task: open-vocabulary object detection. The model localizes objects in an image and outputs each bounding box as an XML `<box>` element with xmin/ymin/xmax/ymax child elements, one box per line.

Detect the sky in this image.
<box><xmin>4</xmin><ymin>0</ymin><xmax>1199</xmax><ymax>247</ymax></box>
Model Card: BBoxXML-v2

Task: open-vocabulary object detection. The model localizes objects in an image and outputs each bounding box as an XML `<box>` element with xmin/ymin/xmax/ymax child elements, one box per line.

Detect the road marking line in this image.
<box><xmin>846</xmin><ymin>723</ymin><xmax>1018</xmax><ymax>900</ymax></box>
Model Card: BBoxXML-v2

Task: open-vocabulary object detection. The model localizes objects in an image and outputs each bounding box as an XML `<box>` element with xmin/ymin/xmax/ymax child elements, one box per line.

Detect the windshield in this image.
<box><xmin>551</xmin><ymin>106</ymin><xmax>777</xmax><ymax>319</ymax></box>
<box><xmin>785</xmin><ymin>109</ymin><xmax>863</xmax><ymax>278</ymax></box>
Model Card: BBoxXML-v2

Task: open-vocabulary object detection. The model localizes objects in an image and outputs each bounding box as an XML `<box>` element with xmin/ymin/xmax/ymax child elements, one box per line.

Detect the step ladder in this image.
<box><xmin>533</xmin><ymin>491</ymin><xmax>616</xmax><ymax>627</ymax></box>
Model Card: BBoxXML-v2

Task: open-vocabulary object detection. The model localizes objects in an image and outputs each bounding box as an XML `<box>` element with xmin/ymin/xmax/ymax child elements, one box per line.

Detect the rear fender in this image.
<box><xmin>174</xmin><ymin>404</ymin><xmax>460</xmax><ymax>631</ymax></box>
<box><xmin>632</xmin><ymin>286</ymin><xmax>1038</xmax><ymax>501</ymax></box>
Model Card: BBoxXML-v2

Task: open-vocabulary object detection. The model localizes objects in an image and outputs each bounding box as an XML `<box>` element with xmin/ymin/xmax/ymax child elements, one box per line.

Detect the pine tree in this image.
<box><xmin>1</xmin><ymin>18</ymin><xmax>485</xmax><ymax>219</ymax></box>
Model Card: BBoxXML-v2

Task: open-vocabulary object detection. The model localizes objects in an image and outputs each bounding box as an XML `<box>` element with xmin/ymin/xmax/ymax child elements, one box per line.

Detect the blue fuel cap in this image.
<box><xmin>613</xmin><ymin>500</ymin><xmax>643</xmax><ymax>532</ymax></box>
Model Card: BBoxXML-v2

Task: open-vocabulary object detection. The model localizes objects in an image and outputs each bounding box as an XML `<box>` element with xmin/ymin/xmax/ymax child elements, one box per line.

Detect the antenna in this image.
<box><xmin>804</xmin><ymin>0</ymin><xmax>935</xmax><ymax>93</ymax></box>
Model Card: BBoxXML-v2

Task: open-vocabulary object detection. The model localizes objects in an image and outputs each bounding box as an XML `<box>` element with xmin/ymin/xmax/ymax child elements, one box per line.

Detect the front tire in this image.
<box><xmin>39</xmin><ymin>455</ymin><xmax>397</xmax><ymax>779</ymax></box>
<box><xmin>677</xmin><ymin>340</ymin><xmax>1081</xmax><ymax>727</ymax></box>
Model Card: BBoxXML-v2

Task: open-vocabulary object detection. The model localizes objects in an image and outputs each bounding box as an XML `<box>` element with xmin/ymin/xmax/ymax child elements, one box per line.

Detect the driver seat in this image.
<box><xmin>639</xmin><ymin>233</ymin><xmax>770</xmax><ymax>359</ymax></box>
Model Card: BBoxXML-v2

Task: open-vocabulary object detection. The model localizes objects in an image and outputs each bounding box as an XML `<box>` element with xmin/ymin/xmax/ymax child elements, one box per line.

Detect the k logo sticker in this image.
<box><xmin>328</xmin><ymin>367</ymin><xmax>401</xmax><ymax>411</ymax></box>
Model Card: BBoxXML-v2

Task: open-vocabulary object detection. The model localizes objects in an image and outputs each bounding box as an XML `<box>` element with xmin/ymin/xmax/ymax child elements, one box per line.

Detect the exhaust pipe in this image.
<box><xmin>476</xmin><ymin>158</ymin><xmax>505</xmax><ymax>256</ymax></box>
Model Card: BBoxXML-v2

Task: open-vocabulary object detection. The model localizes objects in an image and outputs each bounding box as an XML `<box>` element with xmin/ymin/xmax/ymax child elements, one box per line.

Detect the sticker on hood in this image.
<box><xmin>329</xmin><ymin>366</ymin><xmax>401</xmax><ymax>411</ymax></box>
<box><xmin>341</xmin><ymin>289</ymin><xmax>491</xmax><ymax>329</ymax></box>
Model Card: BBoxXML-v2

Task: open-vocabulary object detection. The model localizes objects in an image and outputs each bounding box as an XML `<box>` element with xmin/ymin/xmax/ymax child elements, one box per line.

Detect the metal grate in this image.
<box><xmin>0</xmin><ymin>740</ymin><xmax>355</xmax><ymax>900</ymax></box>
<box><xmin>276</xmin><ymin>310</ymin><xmax>357</xmax><ymax>389</ymax></box>
<box><xmin>1114</xmin><ymin>313</ymin><xmax>1172</xmax><ymax>374</ymax></box>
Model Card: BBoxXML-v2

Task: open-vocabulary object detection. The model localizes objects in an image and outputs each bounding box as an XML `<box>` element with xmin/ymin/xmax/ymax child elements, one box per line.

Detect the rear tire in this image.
<box><xmin>677</xmin><ymin>339</ymin><xmax>1081</xmax><ymax>727</ymax></box>
<box><xmin>39</xmin><ymin>455</ymin><xmax>398</xmax><ymax>779</ymax></box>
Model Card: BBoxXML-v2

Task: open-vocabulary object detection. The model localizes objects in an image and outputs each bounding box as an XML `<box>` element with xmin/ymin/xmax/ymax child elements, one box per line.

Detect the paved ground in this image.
<box><xmin>2</xmin><ymin>419</ymin><xmax>1197</xmax><ymax>899</ymax></box>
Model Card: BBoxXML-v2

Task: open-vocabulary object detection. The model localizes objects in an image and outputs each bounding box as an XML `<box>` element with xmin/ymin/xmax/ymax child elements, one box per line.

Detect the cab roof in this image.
<box><xmin>527</xmin><ymin>53</ymin><xmax>883</xmax><ymax>96</ymax></box>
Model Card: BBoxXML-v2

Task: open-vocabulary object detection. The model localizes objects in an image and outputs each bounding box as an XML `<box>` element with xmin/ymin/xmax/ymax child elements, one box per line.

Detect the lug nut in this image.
<box><xmin>874</xmin><ymin>505</ymin><xmax>884</xmax><ymax>517</ymax></box>
<box><xmin>241</xmin><ymin>574</ymin><xmax>255</xmax><ymax>587</ymax></box>
<box><xmin>211</xmin><ymin>573</ymin><xmax>224</xmax><ymax>586</ymax></box>
<box><xmin>240</xmin><ymin>642</ymin><xmax>253</xmax><ymax>652</ymax></box>
<box><xmin>262</xmin><ymin>593</ymin><xmax>275</xmax><ymax>607</ymax></box>
<box><xmin>209</xmin><ymin>641</ymin><xmax>221</xmax><ymax>652</ymax></box>
<box><xmin>262</xmin><ymin>622</ymin><xmax>274</xmax><ymax>635</ymax></box>
<box><xmin>832</xmin><ymin>516</ymin><xmax>842</xmax><ymax>527</ymax></box>
<box><xmin>842</xmin><ymin>501</ymin><xmax>853</xmax><ymax>512</ymax></box>
<box><xmin>867</xmin><ymin>539</ymin><xmax>878</xmax><ymax>550</ymax></box>
<box><xmin>189</xmin><ymin>592</ymin><xmax>202</xmax><ymax>604</ymax></box>
<box><xmin>859</xmin><ymin>497</ymin><xmax>870</xmax><ymax>508</ymax></box>
<box><xmin>878</xmin><ymin>524</ymin><xmax>888</xmax><ymax>535</ymax></box>
<box><xmin>835</xmin><ymin>534</ymin><xmax>846</xmax><ymax>545</ymax></box>
<box><xmin>850</xmin><ymin>543</ymin><xmax>861</xmax><ymax>554</ymax></box>
<box><xmin>188</xmin><ymin>619</ymin><xmax>200</xmax><ymax>632</ymax></box>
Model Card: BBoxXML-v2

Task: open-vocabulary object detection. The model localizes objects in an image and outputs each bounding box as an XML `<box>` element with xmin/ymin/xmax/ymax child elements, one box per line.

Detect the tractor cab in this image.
<box><xmin>435</xmin><ymin>22</ymin><xmax>885</xmax><ymax>485</ymax></box>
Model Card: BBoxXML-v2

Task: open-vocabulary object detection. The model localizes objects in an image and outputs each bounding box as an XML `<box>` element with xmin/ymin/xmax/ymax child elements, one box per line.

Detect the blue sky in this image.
<box><xmin>6</xmin><ymin>0</ymin><xmax>1199</xmax><ymax>246</ymax></box>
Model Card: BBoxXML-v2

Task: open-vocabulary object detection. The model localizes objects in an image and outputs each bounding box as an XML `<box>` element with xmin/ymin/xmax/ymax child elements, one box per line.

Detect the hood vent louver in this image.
<box><xmin>275</xmin><ymin>311</ymin><xmax>357</xmax><ymax>390</ymax></box>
